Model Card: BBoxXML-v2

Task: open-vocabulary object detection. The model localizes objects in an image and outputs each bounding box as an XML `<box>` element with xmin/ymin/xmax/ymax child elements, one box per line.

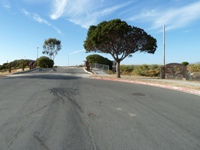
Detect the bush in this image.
<box><xmin>0</xmin><ymin>65</ymin><xmax>6</xmax><ymax>70</ymax></box>
<box><xmin>182</xmin><ymin>61</ymin><xmax>189</xmax><ymax>66</ymax></box>
<box><xmin>187</xmin><ymin>64</ymin><xmax>200</xmax><ymax>72</ymax></box>
<box><xmin>86</xmin><ymin>54</ymin><xmax>112</xmax><ymax>70</ymax></box>
<box><xmin>133</xmin><ymin>64</ymin><xmax>149</xmax><ymax>76</ymax></box>
<box><xmin>118</xmin><ymin>64</ymin><xmax>161</xmax><ymax>76</ymax></box>
<box><xmin>36</xmin><ymin>56</ymin><xmax>54</xmax><ymax>68</ymax></box>
<box><xmin>120</xmin><ymin>65</ymin><xmax>135</xmax><ymax>75</ymax></box>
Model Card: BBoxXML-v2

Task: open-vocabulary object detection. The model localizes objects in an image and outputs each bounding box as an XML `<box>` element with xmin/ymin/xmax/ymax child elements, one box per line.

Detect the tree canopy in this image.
<box><xmin>36</xmin><ymin>56</ymin><xmax>54</xmax><ymax>68</ymax></box>
<box><xmin>0</xmin><ymin>59</ymin><xmax>34</xmax><ymax>70</ymax></box>
<box><xmin>182</xmin><ymin>61</ymin><xmax>189</xmax><ymax>66</ymax></box>
<box><xmin>84</xmin><ymin>19</ymin><xmax>157</xmax><ymax>78</ymax></box>
<box><xmin>42</xmin><ymin>38</ymin><xmax>62</xmax><ymax>61</ymax></box>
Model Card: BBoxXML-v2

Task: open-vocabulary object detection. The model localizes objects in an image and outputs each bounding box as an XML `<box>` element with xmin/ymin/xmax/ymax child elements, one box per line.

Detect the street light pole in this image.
<box><xmin>163</xmin><ymin>25</ymin><xmax>166</xmax><ymax>79</ymax></box>
<box><xmin>68</xmin><ymin>54</ymin><xmax>69</xmax><ymax>66</ymax></box>
<box><xmin>37</xmin><ymin>47</ymin><xmax>39</xmax><ymax>59</ymax></box>
<box><xmin>163</xmin><ymin>25</ymin><xmax>166</xmax><ymax>66</ymax></box>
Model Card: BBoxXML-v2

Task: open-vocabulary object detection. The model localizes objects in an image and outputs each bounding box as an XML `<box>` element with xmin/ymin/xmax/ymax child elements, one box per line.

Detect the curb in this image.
<box><xmin>83</xmin><ymin>67</ymin><xmax>94</xmax><ymax>75</ymax></box>
<box><xmin>91</xmin><ymin>76</ymin><xmax>200</xmax><ymax>96</ymax></box>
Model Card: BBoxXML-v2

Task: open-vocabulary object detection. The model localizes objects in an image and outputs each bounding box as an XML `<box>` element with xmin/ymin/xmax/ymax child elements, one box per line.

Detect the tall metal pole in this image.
<box><xmin>37</xmin><ymin>47</ymin><xmax>39</xmax><ymax>59</ymax></box>
<box><xmin>163</xmin><ymin>25</ymin><xmax>166</xmax><ymax>79</ymax></box>
<box><xmin>163</xmin><ymin>25</ymin><xmax>166</xmax><ymax>66</ymax></box>
<box><xmin>68</xmin><ymin>54</ymin><xmax>69</xmax><ymax>66</ymax></box>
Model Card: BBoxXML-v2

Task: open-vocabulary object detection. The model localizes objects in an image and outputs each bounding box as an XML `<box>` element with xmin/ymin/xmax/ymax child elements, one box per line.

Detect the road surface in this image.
<box><xmin>0</xmin><ymin>67</ymin><xmax>200</xmax><ymax>150</ymax></box>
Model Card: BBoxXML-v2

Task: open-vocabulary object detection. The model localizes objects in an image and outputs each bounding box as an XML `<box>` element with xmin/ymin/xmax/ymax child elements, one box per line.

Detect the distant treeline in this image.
<box><xmin>0</xmin><ymin>59</ymin><xmax>34</xmax><ymax>70</ymax></box>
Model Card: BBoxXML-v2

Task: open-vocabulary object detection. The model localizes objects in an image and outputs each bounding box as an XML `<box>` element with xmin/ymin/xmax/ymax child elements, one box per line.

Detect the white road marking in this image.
<box><xmin>32</xmin><ymin>114</ymin><xmax>42</xmax><ymax>117</ymax></box>
<box><xmin>128</xmin><ymin>113</ymin><xmax>136</xmax><ymax>117</ymax></box>
<box><xmin>116</xmin><ymin>108</ymin><xmax>122</xmax><ymax>110</ymax></box>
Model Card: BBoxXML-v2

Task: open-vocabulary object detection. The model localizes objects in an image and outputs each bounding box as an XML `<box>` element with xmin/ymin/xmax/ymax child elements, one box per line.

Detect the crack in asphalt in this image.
<box><xmin>49</xmin><ymin>88</ymin><xmax>84</xmax><ymax>113</ymax></box>
<box><xmin>33</xmin><ymin>132</ymin><xmax>49</xmax><ymax>150</ymax></box>
<box><xmin>6</xmin><ymin>127</ymin><xmax>23</xmax><ymax>149</ymax></box>
<box><xmin>27</xmin><ymin>98</ymin><xmax>60</xmax><ymax>116</ymax></box>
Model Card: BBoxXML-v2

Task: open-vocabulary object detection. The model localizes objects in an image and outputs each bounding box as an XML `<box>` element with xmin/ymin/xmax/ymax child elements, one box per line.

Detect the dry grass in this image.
<box><xmin>0</xmin><ymin>68</ymin><xmax>29</xmax><ymax>77</ymax></box>
<box><xmin>0</xmin><ymin>71</ymin><xmax>10</xmax><ymax>76</ymax></box>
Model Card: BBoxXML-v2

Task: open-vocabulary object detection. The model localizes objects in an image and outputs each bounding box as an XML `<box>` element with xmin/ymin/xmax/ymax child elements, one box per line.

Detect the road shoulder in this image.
<box><xmin>91</xmin><ymin>75</ymin><xmax>200</xmax><ymax>96</ymax></box>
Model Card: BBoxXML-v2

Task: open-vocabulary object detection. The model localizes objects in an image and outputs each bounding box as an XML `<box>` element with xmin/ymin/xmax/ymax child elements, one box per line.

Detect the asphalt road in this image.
<box><xmin>0</xmin><ymin>67</ymin><xmax>200</xmax><ymax>150</ymax></box>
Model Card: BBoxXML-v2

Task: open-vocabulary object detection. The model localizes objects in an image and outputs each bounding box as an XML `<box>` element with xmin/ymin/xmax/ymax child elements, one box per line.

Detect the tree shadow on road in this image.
<box><xmin>3</xmin><ymin>74</ymin><xmax>82</xmax><ymax>80</ymax></box>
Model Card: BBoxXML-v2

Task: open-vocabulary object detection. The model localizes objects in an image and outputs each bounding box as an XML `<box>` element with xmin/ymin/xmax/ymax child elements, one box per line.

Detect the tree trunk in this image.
<box><xmin>116</xmin><ymin>61</ymin><xmax>121</xmax><ymax>78</ymax></box>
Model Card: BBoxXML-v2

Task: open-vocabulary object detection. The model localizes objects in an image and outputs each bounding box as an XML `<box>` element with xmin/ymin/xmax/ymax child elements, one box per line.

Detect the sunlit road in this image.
<box><xmin>0</xmin><ymin>67</ymin><xmax>200</xmax><ymax>150</ymax></box>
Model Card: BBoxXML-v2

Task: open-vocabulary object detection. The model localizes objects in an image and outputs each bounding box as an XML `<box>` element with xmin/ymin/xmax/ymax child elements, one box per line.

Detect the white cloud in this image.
<box><xmin>22</xmin><ymin>8</ymin><xmax>30</xmax><ymax>16</ymax></box>
<box><xmin>2</xmin><ymin>0</ymin><xmax>11</xmax><ymax>9</ymax></box>
<box><xmin>22</xmin><ymin>0</ymin><xmax>49</xmax><ymax>4</ymax></box>
<box><xmin>3</xmin><ymin>4</ymin><xmax>11</xmax><ymax>9</ymax></box>
<box><xmin>53</xmin><ymin>26</ymin><xmax>63</xmax><ymax>35</ymax></box>
<box><xmin>50</xmin><ymin>0</ymin><xmax>131</xmax><ymax>29</ymax></box>
<box><xmin>22</xmin><ymin>9</ymin><xmax>63</xmax><ymax>35</ymax></box>
<box><xmin>129</xmin><ymin>1</ymin><xmax>200</xmax><ymax>31</ymax></box>
<box><xmin>50</xmin><ymin>0</ymin><xmax>68</xmax><ymax>19</ymax></box>
<box><xmin>69</xmin><ymin>49</ymin><xmax>85</xmax><ymax>55</ymax></box>
<box><xmin>33</xmin><ymin>14</ymin><xmax>51</xmax><ymax>26</ymax></box>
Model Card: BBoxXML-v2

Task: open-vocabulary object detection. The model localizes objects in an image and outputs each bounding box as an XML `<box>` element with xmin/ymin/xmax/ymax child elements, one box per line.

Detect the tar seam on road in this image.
<box><xmin>33</xmin><ymin>132</ymin><xmax>49</xmax><ymax>150</ymax></box>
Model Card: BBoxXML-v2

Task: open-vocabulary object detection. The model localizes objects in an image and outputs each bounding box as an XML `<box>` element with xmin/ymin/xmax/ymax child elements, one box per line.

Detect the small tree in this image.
<box><xmin>42</xmin><ymin>38</ymin><xmax>62</xmax><ymax>61</ymax></box>
<box><xmin>182</xmin><ymin>61</ymin><xmax>189</xmax><ymax>66</ymax></box>
<box><xmin>84</xmin><ymin>19</ymin><xmax>157</xmax><ymax>78</ymax></box>
<box><xmin>36</xmin><ymin>56</ymin><xmax>54</xmax><ymax>68</ymax></box>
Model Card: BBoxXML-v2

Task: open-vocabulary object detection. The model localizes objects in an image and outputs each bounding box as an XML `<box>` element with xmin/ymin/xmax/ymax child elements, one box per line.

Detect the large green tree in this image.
<box><xmin>42</xmin><ymin>38</ymin><xmax>62</xmax><ymax>61</ymax></box>
<box><xmin>84</xmin><ymin>19</ymin><xmax>157</xmax><ymax>78</ymax></box>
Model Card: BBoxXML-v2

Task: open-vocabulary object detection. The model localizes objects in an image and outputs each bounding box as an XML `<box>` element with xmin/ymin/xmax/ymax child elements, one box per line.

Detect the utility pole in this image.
<box><xmin>37</xmin><ymin>47</ymin><xmax>39</xmax><ymax>59</ymax></box>
<box><xmin>163</xmin><ymin>25</ymin><xmax>166</xmax><ymax>79</ymax></box>
<box><xmin>68</xmin><ymin>54</ymin><xmax>69</xmax><ymax>66</ymax></box>
<box><xmin>163</xmin><ymin>25</ymin><xmax>166</xmax><ymax>66</ymax></box>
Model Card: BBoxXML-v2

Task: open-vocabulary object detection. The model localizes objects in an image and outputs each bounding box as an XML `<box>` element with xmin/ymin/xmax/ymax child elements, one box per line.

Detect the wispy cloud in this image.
<box><xmin>2</xmin><ymin>0</ymin><xmax>11</xmax><ymax>9</ymax></box>
<box><xmin>50</xmin><ymin>0</ymin><xmax>68</xmax><ymax>19</ymax></box>
<box><xmin>69</xmin><ymin>49</ymin><xmax>85</xmax><ymax>55</ymax></box>
<box><xmin>21</xmin><ymin>0</ymin><xmax>49</xmax><ymax>4</ymax></box>
<box><xmin>128</xmin><ymin>1</ymin><xmax>200</xmax><ymax>31</ymax></box>
<box><xmin>33</xmin><ymin>14</ymin><xmax>51</xmax><ymax>26</ymax></box>
<box><xmin>50</xmin><ymin>0</ymin><xmax>131</xmax><ymax>29</ymax></box>
<box><xmin>53</xmin><ymin>26</ymin><xmax>62</xmax><ymax>35</ymax></box>
<box><xmin>22</xmin><ymin>9</ymin><xmax>30</xmax><ymax>16</ymax></box>
<box><xmin>22</xmin><ymin>9</ymin><xmax>63</xmax><ymax>35</ymax></box>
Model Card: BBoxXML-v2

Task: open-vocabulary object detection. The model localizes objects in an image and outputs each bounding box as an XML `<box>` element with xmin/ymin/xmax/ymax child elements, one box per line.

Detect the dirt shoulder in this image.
<box><xmin>91</xmin><ymin>75</ymin><xmax>200</xmax><ymax>96</ymax></box>
<box><xmin>0</xmin><ymin>68</ymin><xmax>30</xmax><ymax>77</ymax></box>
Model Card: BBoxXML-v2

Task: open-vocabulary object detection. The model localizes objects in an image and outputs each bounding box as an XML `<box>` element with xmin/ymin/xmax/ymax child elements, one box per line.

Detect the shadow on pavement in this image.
<box><xmin>3</xmin><ymin>74</ymin><xmax>82</xmax><ymax>80</ymax></box>
<box><xmin>13</xmin><ymin>68</ymin><xmax>56</xmax><ymax>74</ymax></box>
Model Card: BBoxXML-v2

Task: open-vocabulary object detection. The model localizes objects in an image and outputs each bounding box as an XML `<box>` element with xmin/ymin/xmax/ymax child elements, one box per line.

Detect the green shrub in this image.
<box><xmin>187</xmin><ymin>64</ymin><xmax>200</xmax><ymax>72</ymax></box>
<box><xmin>78</xmin><ymin>64</ymin><xmax>84</xmax><ymax>67</ymax></box>
<box><xmin>133</xmin><ymin>64</ymin><xmax>148</xmax><ymax>76</ymax></box>
<box><xmin>118</xmin><ymin>64</ymin><xmax>162</xmax><ymax>76</ymax></box>
<box><xmin>132</xmin><ymin>64</ymin><xmax>161</xmax><ymax>76</ymax></box>
<box><xmin>120</xmin><ymin>65</ymin><xmax>135</xmax><ymax>74</ymax></box>
<box><xmin>182</xmin><ymin>61</ymin><xmax>189</xmax><ymax>66</ymax></box>
<box><xmin>36</xmin><ymin>56</ymin><xmax>54</xmax><ymax>68</ymax></box>
<box><xmin>86</xmin><ymin>54</ymin><xmax>112</xmax><ymax>70</ymax></box>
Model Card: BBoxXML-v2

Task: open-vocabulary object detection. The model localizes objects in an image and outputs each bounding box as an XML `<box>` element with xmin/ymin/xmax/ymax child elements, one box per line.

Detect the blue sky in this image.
<box><xmin>1</xmin><ymin>0</ymin><xmax>200</xmax><ymax>66</ymax></box>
